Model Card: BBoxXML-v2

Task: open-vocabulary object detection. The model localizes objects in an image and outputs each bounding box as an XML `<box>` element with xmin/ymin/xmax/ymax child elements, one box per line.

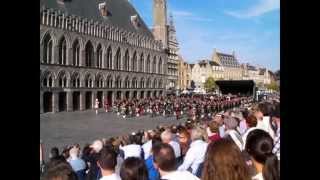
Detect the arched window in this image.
<box><xmin>124</xmin><ymin>77</ymin><xmax>130</xmax><ymax>88</ymax></box>
<box><xmin>106</xmin><ymin>75</ymin><xmax>113</xmax><ymax>88</ymax></box>
<box><xmin>123</xmin><ymin>50</ymin><xmax>129</xmax><ymax>71</ymax></box>
<box><xmin>153</xmin><ymin>79</ymin><xmax>157</xmax><ymax>88</ymax></box>
<box><xmin>115</xmin><ymin>48</ymin><xmax>121</xmax><ymax>70</ymax></box>
<box><xmin>146</xmin><ymin>78</ymin><xmax>151</xmax><ymax>88</ymax></box>
<box><xmin>96</xmin><ymin>44</ymin><xmax>103</xmax><ymax>68</ymax></box>
<box><xmin>140</xmin><ymin>53</ymin><xmax>144</xmax><ymax>72</ymax></box>
<box><xmin>106</xmin><ymin>46</ymin><xmax>112</xmax><ymax>69</ymax></box>
<box><xmin>158</xmin><ymin>58</ymin><xmax>162</xmax><ymax>74</ymax></box>
<box><xmin>71</xmin><ymin>72</ymin><xmax>80</xmax><ymax>87</ymax></box>
<box><xmin>132</xmin><ymin>51</ymin><xmax>137</xmax><ymax>72</ymax></box>
<box><xmin>146</xmin><ymin>55</ymin><xmax>150</xmax><ymax>73</ymax></box>
<box><xmin>115</xmin><ymin>76</ymin><xmax>122</xmax><ymax>88</ymax></box>
<box><xmin>140</xmin><ymin>78</ymin><xmax>145</xmax><ymax>88</ymax></box>
<box><xmin>96</xmin><ymin>74</ymin><xmax>104</xmax><ymax>88</ymax></box>
<box><xmin>85</xmin><ymin>41</ymin><xmax>94</xmax><ymax>67</ymax></box>
<box><xmin>132</xmin><ymin>77</ymin><xmax>137</xmax><ymax>88</ymax></box>
<box><xmin>72</xmin><ymin>40</ymin><xmax>80</xmax><ymax>66</ymax></box>
<box><xmin>58</xmin><ymin>36</ymin><xmax>67</xmax><ymax>65</ymax></box>
<box><xmin>153</xmin><ymin>56</ymin><xmax>157</xmax><ymax>73</ymax></box>
<box><xmin>42</xmin><ymin>72</ymin><xmax>54</xmax><ymax>87</ymax></box>
<box><xmin>43</xmin><ymin>34</ymin><xmax>53</xmax><ymax>64</ymax></box>
<box><xmin>58</xmin><ymin>71</ymin><xmax>67</xmax><ymax>87</ymax></box>
<box><xmin>85</xmin><ymin>74</ymin><xmax>93</xmax><ymax>88</ymax></box>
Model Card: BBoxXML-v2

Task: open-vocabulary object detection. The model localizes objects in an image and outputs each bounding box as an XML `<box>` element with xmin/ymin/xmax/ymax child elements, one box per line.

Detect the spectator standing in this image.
<box><xmin>153</xmin><ymin>143</ymin><xmax>199</xmax><ymax>180</ymax></box>
<box><xmin>245</xmin><ymin>129</ymin><xmax>280</xmax><ymax>180</ymax></box>
<box><xmin>145</xmin><ymin>137</ymin><xmax>162</xmax><ymax>180</ymax></box>
<box><xmin>206</xmin><ymin>121</ymin><xmax>221</xmax><ymax>143</ymax></box>
<box><xmin>178</xmin><ymin>127</ymin><xmax>208</xmax><ymax>176</ymax></box>
<box><xmin>120</xmin><ymin>134</ymin><xmax>142</xmax><ymax>159</ymax></box>
<box><xmin>161</xmin><ymin>130</ymin><xmax>181</xmax><ymax>159</ymax></box>
<box><xmin>68</xmin><ymin>146</ymin><xmax>86</xmax><ymax>180</ymax></box>
<box><xmin>201</xmin><ymin>138</ymin><xmax>250</xmax><ymax>180</ymax></box>
<box><xmin>223</xmin><ymin>116</ymin><xmax>243</xmax><ymax>151</ymax></box>
<box><xmin>97</xmin><ymin>147</ymin><xmax>121</xmax><ymax>180</ymax></box>
<box><xmin>120</xmin><ymin>157</ymin><xmax>149</xmax><ymax>180</ymax></box>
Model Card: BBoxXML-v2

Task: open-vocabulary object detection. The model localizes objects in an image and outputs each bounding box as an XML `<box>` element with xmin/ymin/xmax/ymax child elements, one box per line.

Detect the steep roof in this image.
<box><xmin>40</xmin><ymin>0</ymin><xmax>154</xmax><ymax>37</ymax></box>
<box><xmin>216</xmin><ymin>51</ymin><xmax>240</xmax><ymax>68</ymax></box>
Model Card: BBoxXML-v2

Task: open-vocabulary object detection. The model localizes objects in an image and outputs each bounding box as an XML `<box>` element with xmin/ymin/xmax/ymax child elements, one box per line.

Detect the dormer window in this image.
<box><xmin>131</xmin><ymin>15</ymin><xmax>140</xmax><ymax>28</ymax></box>
<box><xmin>99</xmin><ymin>3</ymin><xmax>108</xmax><ymax>17</ymax></box>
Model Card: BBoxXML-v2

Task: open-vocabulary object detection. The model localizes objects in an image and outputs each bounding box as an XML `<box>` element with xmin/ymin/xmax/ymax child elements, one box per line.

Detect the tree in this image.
<box><xmin>266</xmin><ymin>81</ymin><xmax>279</xmax><ymax>91</ymax></box>
<box><xmin>204</xmin><ymin>76</ymin><xmax>216</xmax><ymax>92</ymax></box>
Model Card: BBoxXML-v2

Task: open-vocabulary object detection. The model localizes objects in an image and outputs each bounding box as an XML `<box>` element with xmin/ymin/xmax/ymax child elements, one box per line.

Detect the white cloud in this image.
<box><xmin>225</xmin><ymin>0</ymin><xmax>279</xmax><ymax>19</ymax></box>
<box><xmin>172</xmin><ymin>10</ymin><xmax>214</xmax><ymax>22</ymax></box>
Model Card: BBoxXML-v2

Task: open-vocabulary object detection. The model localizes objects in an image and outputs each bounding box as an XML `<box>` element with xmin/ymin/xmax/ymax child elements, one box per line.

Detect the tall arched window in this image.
<box><xmin>72</xmin><ymin>40</ymin><xmax>80</xmax><ymax>66</ymax></box>
<box><xmin>132</xmin><ymin>77</ymin><xmax>137</xmax><ymax>88</ymax></box>
<box><xmin>146</xmin><ymin>55</ymin><xmax>150</xmax><ymax>73</ymax></box>
<box><xmin>106</xmin><ymin>46</ymin><xmax>112</xmax><ymax>69</ymax></box>
<box><xmin>71</xmin><ymin>72</ymin><xmax>80</xmax><ymax>87</ymax></box>
<box><xmin>124</xmin><ymin>77</ymin><xmax>130</xmax><ymax>88</ymax></box>
<box><xmin>140</xmin><ymin>78</ymin><xmax>145</xmax><ymax>88</ymax></box>
<box><xmin>153</xmin><ymin>56</ymin><xmax>157</xmax><ymax>73</ymax></box>
<box><xmin>96</xmin><ymin>44</ymin><xmax>103</xmax><ymax>68</ymax></box>
<box><xmin>115</xmin><ymin>48</ymin><xmax>121</xmax><ymax>70</ymax></box>
<box><xmin>132</xmin><ymin>51</ymin><xmax>137</xmax><ymax>72</ymax></box>
<box><xmin>158</xmin><ymin>58</ymin><xmax>162</xmax><ymax>74</ymax></box>
<box><xmin>115</xmin><ymin>76</ymin><xmax>121</xmax><ymax>88</ymax></box>
<box><xmin>85</xmin><ymin>41</ymin><xmax>94</xmax><ymax>67</ymax></box>
<box><xmin>42</xmin><ymin>72</ymin><xmax>54</xmax><ymax>87</ymax></box>
<box><xmin>140</xmin><ymin>53</ymin><xmax>144</xmax><ymax>72</ymax></box>
<box><xmin>96</xmin><ymin>74</ymin><xmax>104</xmax><ymax>88</ymax></box>
<box><xmin>159</xmin><ymin>80</ymin><xmax>163</xmax><ymax>88</ymax></box>
<box><xmin>106</xmin><ymin>75</ymin><xmax>113</xmax><ymax>88</ymax></box>
<box><xmin>146</xmin><ymin>78</ymin><xmax>151</xmax><ymax>88</ymax></box>
<box><xmin>153</xmin><ymin>79</ymin><xmax>157</xmax><ymax>89</ymax></box>
<box><xmin>58</xmin><ymin>36</ymin><xmax>67</xmax><ymax>65</ymax></box>
<box><xmin>85</xmin><ymin>74</ymin><xmax>93</xmax><ymax>88</ymax></box>
<box><xmin>43</xmin><ymin>34</ymin><xmax>53</xmax><ymax>64</ymax></box>
<box><xmin>58</xmin><ymin>71</ymin><xmax>67</xmax><ymax>87</ymax></box>
<box><xmin>123</xmin><ymin>50</ymin><xmax>129</xmax><ymax>71</ymax></box>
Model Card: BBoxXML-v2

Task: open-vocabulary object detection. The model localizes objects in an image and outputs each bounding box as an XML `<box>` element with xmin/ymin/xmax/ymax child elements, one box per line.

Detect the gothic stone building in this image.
<box><xmin>40</xmin><ymin>0</ymin><xmax>167</xmax><ymax>113</ymax></box>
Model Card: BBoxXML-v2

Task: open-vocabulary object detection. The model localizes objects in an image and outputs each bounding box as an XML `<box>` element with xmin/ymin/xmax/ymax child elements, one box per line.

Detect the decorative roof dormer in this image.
<box><xmin>131</xmin><ymin>14</ymin><xmax>141</xmax><ymax>28</ymax></box>
<box><xmin>99</xmin><ymin>2</ymin><xmax>108</xmax><ymax>17</ymax></box>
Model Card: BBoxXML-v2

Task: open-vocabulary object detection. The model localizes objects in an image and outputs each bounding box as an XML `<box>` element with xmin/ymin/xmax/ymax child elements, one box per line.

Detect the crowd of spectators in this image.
<box><xmin>40</xmin><ymin>94</ymin><xmax>280</xmax><ymax>180</ymax></box>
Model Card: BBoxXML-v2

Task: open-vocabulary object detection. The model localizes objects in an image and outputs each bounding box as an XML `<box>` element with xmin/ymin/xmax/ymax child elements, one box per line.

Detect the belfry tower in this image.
<box><xmin>153</xmin><ymin>0</ymin><xmax>168</xmax><ymax>49</ymax></box>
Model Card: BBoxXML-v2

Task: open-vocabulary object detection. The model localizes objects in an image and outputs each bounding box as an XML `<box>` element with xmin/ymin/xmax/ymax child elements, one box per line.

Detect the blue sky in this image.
<box><xmin>130</xmin><ymin>0</ymin><xmax>280</xmax><ymax>71</ymax></box>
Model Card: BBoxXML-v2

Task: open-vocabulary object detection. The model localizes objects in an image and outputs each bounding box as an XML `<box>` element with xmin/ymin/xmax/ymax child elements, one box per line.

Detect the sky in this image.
<box><xmin>130</xmin><ymin>0</ymin><xmax>280</xmax><ymax>71</ymax></box>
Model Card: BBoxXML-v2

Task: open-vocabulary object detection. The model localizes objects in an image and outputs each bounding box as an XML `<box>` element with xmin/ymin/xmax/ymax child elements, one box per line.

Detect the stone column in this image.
<box><xmin>112</xmin><ymin>91</ymin><xmax>116</xmax><ymax>105</ymax></box>
<box><xmin>52</xmin><ymin>44</ymin><xmax>59</xmax><ymax>64</ymax></box>
<box><xmin>92</xmin><ymin>91</ymin><xmax>97</xmax><ymax>109</ymax></box>
<box><xmin>121</xmin><ymin>91</ymin><xmax>125</xmax><ymax>100</ymax></box>
<box><xmin>67</xmin><ymin>47</ymin><xmax>73</xmax><ymax>65</ymax></box>
<box><xmin>80</xmin><ymin>91</ymin><xmax>85</xmax><ymax>111</ymax></box>
<box><xmin>52</xmin><ymin>92</ymin><xmax>59</xmax><ymax>113</ymax></box>
<box><xmin>137</xmin><ymin>91</ymin><xmax>140</xmax><ymax>99</ymax></box>
<box><xmin>80</xmin><ymin>49</ymin><xmax>85</xmax><ymax>66</ymax></box>
<box><xmin>40</xmin><ymin>91</ymin><xmax>44</xmax><ymax>113</ymax></box>
<box><xmin>129</xmin><ymin>91</ymin><xmax>133</xmax><ymax>100</ymax></box>
<box><xmin>67</xmin><ymin>91</ymin><xmax>73</xmax><ymax>112</ymax></box>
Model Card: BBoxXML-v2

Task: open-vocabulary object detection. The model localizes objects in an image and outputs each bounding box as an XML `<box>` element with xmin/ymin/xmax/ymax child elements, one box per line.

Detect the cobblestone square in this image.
<box><xmin>40</xmin><ymin>109</ymin><xmax>186</xmax><ymax>160</ymax></box>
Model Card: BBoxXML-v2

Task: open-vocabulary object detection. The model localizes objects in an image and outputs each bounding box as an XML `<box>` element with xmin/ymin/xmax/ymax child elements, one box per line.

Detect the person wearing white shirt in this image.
<box><xmin>120</xmin><ymin>134</ymin><xmax>142</xmax><ymax>159</ymax></box>
<box><xmin>142</xmin><ymin>130</ymin><xmax>156</xmax><ymax>160</ymax></box>
<box><xmin>178</xmin><ymin>127</ymin><xmax>208</xmax><ymax>175</ymax></box>
<box><xmin>97</xmin><ymin>147</ymin><xmax>121</xmax><ymax>180</ymax></box>
<box><xmin>161</xmin><ymin>130</ymin><xmax>181</xmax><ymax>158</ymax></box>
<box><xmin>153</xmin><ymin>143</ymin><xmax>199</xmax><ymax>180</ymax></box>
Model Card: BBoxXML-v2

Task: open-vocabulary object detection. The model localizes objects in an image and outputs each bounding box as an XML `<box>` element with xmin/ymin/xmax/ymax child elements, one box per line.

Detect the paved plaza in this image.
<box><xmin>40</xmin><ymin>109</ymin><xmax>186</xmax><ymax>160</ymax></box>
